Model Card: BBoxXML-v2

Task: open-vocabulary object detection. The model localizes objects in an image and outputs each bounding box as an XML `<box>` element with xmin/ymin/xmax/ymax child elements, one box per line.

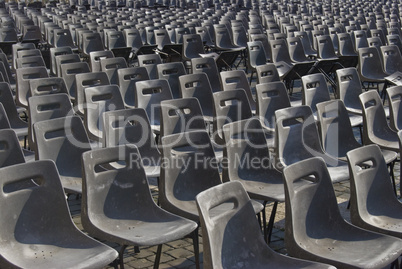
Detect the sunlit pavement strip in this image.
<box><xmin>68</xmin><ymin>168</ymin><xmax>400</xmax><ymax>269</ymax></box>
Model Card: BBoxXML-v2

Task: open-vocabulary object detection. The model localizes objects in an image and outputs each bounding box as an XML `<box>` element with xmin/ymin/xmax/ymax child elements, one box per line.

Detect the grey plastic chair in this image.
<box><xmin>256</xmin><ymin>81</ymin><xmax>291</xmax><ymax>148</ymax></box>
<box><xmin>0</xmin><ymin>128</ymin><xmax>27</xmax><ymax>167</ymax></box>
<box><xmin>157</xmin><ymin>62</ymin><xmax>186</xmax><ymax>99</ymax></box>
<box><xmin>161</xmin><ymin>130</ymin><xmax>247</xmax><ymax>269</ymax></box>
<box><xmin>316</xmin><ymin>99</ymin><xmax>397</xmax><ymax>164</ymax></box>
<box><xmin>135</xmin><ymin>79</ymin><xmax>173</xmax><ymax>135</ymax></box>
<box><xmin>387</xmin><ymin>85</ymin><xmax>402</xmax><ymax>132</ymax></box>
<box><xmin>213</xmin><ymin>89</ymin><xmax>253</xmax><ymax>146</ymax></box>
<box><xmin>381</xmin><ymin>45</ymin><xmax>402</xmax><ymax>75</ymax></box>
<box><xmin>178</xmin><ymin>73</ymin><xmax>215</xmax><ymax>122</ymax></box>
<box><xmin>283</xmin><ymin>157</ymin><xmax>402</xmax><ymax>268</ymax></box>
<box><xmin>100</xmin><ymin>57</ymin><xmax>128</xmax><ymax>85</ymax></box>
<box><xmin>103</xmin><ymin>108</ymin><xmax>161</xmax><ymax>178</ymax></box>
<box><xmin>160</xmin><ymin>130</ymin><xmax>264</xmax><ymax>263</ymax></box>
<box><xmin>222</xmin><ymin>117</ymin><xmax>286</xmax><ymax>242</ymax></box>
<box><xmin>196</xmin><ymin>181</ymin><xmax>336</xmax><ymax>269</ymax></box>
<box><xmin>358</xmin><ymin>47</ymin><xmax>388</xmax><ymax>93</ymax></box>
<box><xmin>117</xmin><ymin>66</ymin><xmax>150</xmax><ymax>108</ymax></box>
<box><xmin>220</xmin><ymin>70</ymin><xmax>257</xmax><ymax>112</ymax></box>
<box><xmin>81</xmin><ymin>144</ymin><xmax>197</xmax><ymax>269</ymax></box>
<box><xmin>359</xmin><ymin>90</ymin><xmax>399</xmax><ymax>151</ymax></box>
<box><xmin>89</xmin><ymin>50</ymin><xmax>114</xmax><ymax>72</ymax></box>
<box><xmin>82</xmin><ymin>32</ymin><xmax>105</xmax><ymax>58</ymax></box>
<box><xmin>0</xmin><ymin>82</ymin><xmax>28</xmax><ymax>139</ymax></box>
<box><xmin>160</xmin><ymin>97</ymin><xmax>207</xmax><ymax>138</ymax></box>
<box><xmin>60</xmin><ymin>61</ymin><xmax>90</xmax><ymax>102</ymax></box>
<box><xmin>0</xmin><ymin>160</ymin><xmax>118</xmax><ymax>268</ymax></box>
<box><xmin>336</xmin><ymin>67</ymin><xmax>365</xmax><ymax>115</ymax></box>
<box><xmin>275</xmin><ymin>105</ymin><xmax>350</xmax><ymax>183</ymax></box>
<box><xmin>33</xmin><ymin>116</ymin><xmax>92</xmax><ymax>194</ymax></box>
<box><xmin>247</xmin><ymin>41</ymin><xmax>269</xmax><ymax>83</ymax></box>
<box><xmin>347</xmin><ymin>144</ymin><xmax>402</xmax><ymax>238</ymax></box>
<box><xmin>84</xmin><ymin>84</ymin><xmax>125</xmax><ymax>145</ymax></box>
<box><xmin>29</xmin><ymin>77</ymin><xmax>68</xmax><ymax>97</ymax></box>
<box><xmin>75</xmin><ymin>71</ymin><xmax>110</xmax><ymax>116</ymax></box>
<box><xmin>49</xmin><ymin>46</ymin><xmax>72</xmax><ymax>76</ymax></box>
<box><xmin>12</xmin><ymin>43</ymin><xmax>35</xmax><ymax>71</ymax></box>
<box><xmin>55</xmin><ymin>53</ymin><xmax>81</xmax><ymax>78</ymax></box>
<box><xmin>137</xmin><ymin>54</ymin><xmax>162</xmax><ymax>80</ymax></box>
<box><xmin>301</xmin><ymin>73</ymin><xmax>331</xmax><ymax>118</ymax></box>
<box><xmin>191</xmin><ymin>57</ymin><xmax>222</xmax><ymax>93</ymax></box>
<box><xmin>255</xmin><ymin>63</ymin><xmax>281</xmax><ymax>84</ymax></box>
<box><xmin>16</xmin><ymin>66</ymin><xmax>49</xmax><ymax>109</ymax></box>
<box><xmin>27</xmin><ymin>93</ymin><xmax>73</xmax><ymax>152</ymax></box>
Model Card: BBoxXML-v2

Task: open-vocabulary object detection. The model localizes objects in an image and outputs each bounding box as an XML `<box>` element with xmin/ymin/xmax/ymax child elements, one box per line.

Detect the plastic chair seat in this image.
<box><xmin>87</xmin><ymin>209</ymin><xmax>196</xmax><ymax>246</ymax></box>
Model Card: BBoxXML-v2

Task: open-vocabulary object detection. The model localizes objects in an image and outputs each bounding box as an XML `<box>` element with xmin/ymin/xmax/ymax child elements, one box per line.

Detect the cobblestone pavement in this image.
<box><xmin>69</xmin><ymin>164</ymin><xmax>401</xmax><ymax>269</ymax></box>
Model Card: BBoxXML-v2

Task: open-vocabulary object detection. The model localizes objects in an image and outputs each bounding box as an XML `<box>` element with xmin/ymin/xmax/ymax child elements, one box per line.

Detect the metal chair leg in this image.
<box><xmin>266</xmin><ymin>201</ymin><xmax>278</xmax><ymax>244</ymax></box>
<box><xmin>119</xmin><ymin>245</ymin><xmax>128</xmax><ymax>269</ymax></box>
<box><xmin>192</xmin><ymin>227</ymin><xmax>200</xmax><ymax>269</ymax></box>
<box><xmin>153</xmin><ymin>244</ymin><xmax>163</xmax><ymax>269</ymax></box>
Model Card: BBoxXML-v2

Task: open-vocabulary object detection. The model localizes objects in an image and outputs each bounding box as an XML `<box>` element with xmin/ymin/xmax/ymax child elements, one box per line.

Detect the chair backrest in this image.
<box><xmin>179</xmin><ymin>73</ymin><xmax>214</xmax><ymax>118</ymax></box>
<box><xmin>82</xmin><ymin>32</ymin><xmax>104</xmax><ymax>56</ymax></box>
<box><xmin>33</xmin><ymin>116</ymin><xmax>92</xmax><ymax>193</ymax></box>
<box><xmin>386</xmin><ymin>85</ymin><xmax>402</xmax><ymax>131</ymax></box>
<box><xmin>316</xmin><ymin>99</ymin><xmax>361</xmax><ymax>158</ymax></box>
<box><xmin>182</xmin><ymin>33</ymin><xmax>205</xmax><ymax>60</ymax></box>
<box><xmin>191</xmin><ymin>57</ymin><xmax>221</xmax><ymax>92</ymax></box>
<box><xmin>232</xmin><ymin>25</ymin><xmax>248</xmax><ymax>47</ymax></box>
<box><xmin>353</xmin><ymin>30</ymin><xmax>369</xmax><ymax>51</ymax></box>
<box><xmin>81</xmin><ymin>144</ymin><xmax>160</xmax><ymax>238</ymax></box>
<box><xmin>247</xmin><ymin>41</ymin><xmax>267</xmax><ymax>69</ymax></box>
<box><xmin>358</xmin><ymin>46</ymin><xmax>387</xmax><ymax>79</ymax></box>
<box><xmin>103</xmin><ymin>108</ymin><xmax>160</xmax><ymax>161</ymax></box>
<box><xmin>359</xmin><ymin>90</ymin><xmax>393</xmax><ymax>146</ymax></box>
<box><xmin>89</xmin><ymin>50</ymin><xmax>114</xmax><ymax>72</ymax></box>
<box><xmin>75</xmin><ymin>71</ymin><xmax>110</xmax><ymax>116</ymax></box>
<box><xmin>337</xmin><ymin>33</ymin><xmax>356</xmax><ymax>56</ymax></box>
<box><xmin>154</xmin><ymin>28</ymin><xmax>172</xmax><ymax>50</ymax></box>
<box><xmin>387</xmin><ymin>34</ymin><xmax>402</xmax><ymax>54</ymax></box>
<box><xmin>60</xmin><ymin>61</ymin><xmax>91</xmax><ymax>101</ymax></box>
<box><xmin>301</xmin><ymin>73</ymin><xmax>331</xmax><ymax>115</ymax></box>
<box><xmin>160</xmin><ymin>130</ymin><xmax>222</xmax><ymax>221</ymax></box>
<box><xmin>50</xmin><ymin>46</ymin><xmax>72</xmax><ymax>76</ymax></box>
<box><xmin>28</xmin><ymin>93</ymin><xmax>73</xmax><ymax>150</ymax></box>
<box><xmin>336</xmin><ymin>67</ymin><xmax>363</xmax><ymax>114</ymax></box>
<box><xmin>55</xmin><ymin>53</ymin><xmax>81</xmax><ymax>78</ymax></box>
<box><xmin>0</xmin><ymin>128</ymin><xmax>25</xmax><ymax>167</ymax></box>
<box><xmin>256</xmin><ymin>81</ymin><xmax>291</xmax><ymax>131</ymax></box>
<box><xmin>53</xmin><ymin>28</ymin><xmax>75</xmax><ymax>48</ymax></box>
<box><xmin>29</xmin><ymin>77</ymin><xmax>68</xmax><ymax>97</ymax></box>
<box><xmin>100</xmin><ymin>57</ymin><xmax>128</xmax><ymax>85</ymax></box>
<box><xmin>270</xmin><ymin>38</ymin><xmax>293</xmax><ymax>64</ymax></box>
<box><xmin>160</xmin><ymin>97</ymin><xmax>206</xmax><ymax>137</ymax></box>
<box><xmin>124</xmin><ymin>28</ymin><xmax>143</xmax><ymax>51</ymax></box>
<box><xmin>282</xmin><ymin>157</ymin><xmax>347</xmax><ymax>256</ymax></box>
<box><xmin>213</xmin><ymin>89</ymin><xmax>253</xmax><ymax>145</ymax></box>
<box><xmin>106</xmin><ymin>30</ymin><xmax>126</xmax><ymax>49</ymax></box>
<box><xmin>214</xmin><ymin>24</ymin><xmax>236</xmax><ymax>49</ymax></box>
<box><xmin>220</xmin><ymin>70</ymin><xmax>256</xmax><ymax>110</ymax></box>
<box><xmin>117</xmin><ymin>66</ymin><xmax>150</xmax><ymax>108</ymax></box>
<box><xmin>84</xmin><ymin>84</ymin><xmax>125</xmax><ymax>143</ymax></box>
<box><xmin>12</xmin><ymin>42</ymin><xmax>35</xmax><ymax>70</ymax></box>
<box><xmin>316</xmin><ymin>34</ymin><xmax>338</xmax><ymax>59</ymax></box>
<box><xmin>196</xmin><ymin>181</ymin><xmax>268</xmax><ymax>269</ymax></box>
<box><xmin>255</xmin><ymin>63</ymin><xmax>280</xmax><ymax>84</ymax></box>
<box><xmin>16</xmin><ymin>55</ymin><xmax>46</xmax><ymax>69</ymax></box>
<box><xmin>222</xmin><ymin>118</ymin><xmax>274</xmax><ymax>182</ymax></box>
<box><xmin>286</xmin><ymin>36</ymin><xmax>310</xmax><ymax>62</ymax></box>
<box><xmin>381</xmin><ymin>45</ymin><xmax>402</xmax><ymax>75</ymax></box>
<box><xmin>137</xmin><ymin>54</ymin><xmax>162</xmax><ymax>80</ymax></box>
<box><xmin>135</xmin><ymin>79</ymin><xmax>173</xmax><ymax>128</ymax></box>
<box><xmin>275</xmin><ymin>105</ymin><xmax>326</xmax><ymax>168</ymax></box>
<box><xmin>157</xmin><ymin>62</ymin><xmax>186</xmax><ymax>99</ymax></box>
<box><xmin>16</xmin><ymin>66</ymin><xmax>49</xmax><ymax>108</ymax></box>
<box><xmin>347</xmin><ymin>144</ymin><xmax>401</xmax><ymax>231</ymax></box>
